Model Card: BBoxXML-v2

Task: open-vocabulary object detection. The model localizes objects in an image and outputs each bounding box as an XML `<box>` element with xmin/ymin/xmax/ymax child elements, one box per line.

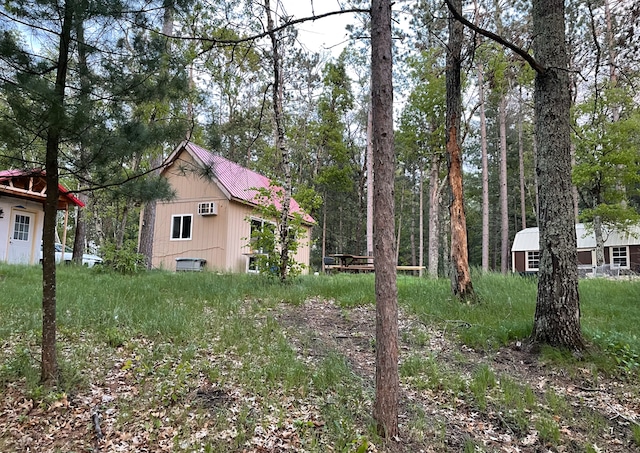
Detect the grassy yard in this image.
<box><xmin>0</xmin><ymin>265</ymin><xmax>638</xmax><ymax>452</ymax></box>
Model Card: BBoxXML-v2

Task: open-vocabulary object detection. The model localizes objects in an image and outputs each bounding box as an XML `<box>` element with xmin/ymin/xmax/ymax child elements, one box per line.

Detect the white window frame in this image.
<box><xmin>610</xmin><ymin>246</ymin><xmax>629</xmax><ymax>269</ymax></box>
<box><xmin>526</xmin><ymin>250</ymin><xmax>540</xmax><ymax>271</ymax></box>
<box><xmin>171</xmin><ymin>214</ymin><xmax>193</xmax><ymax>240</ymax></box>
<box><xmin>249</xmin><ymin>217</ymin><xmax>276</xmax><ymax>253</ymax></box>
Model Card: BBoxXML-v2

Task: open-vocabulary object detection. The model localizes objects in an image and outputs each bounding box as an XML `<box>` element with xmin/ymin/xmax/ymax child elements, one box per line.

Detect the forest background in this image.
<box><xmin>1</xmin><ymin>0</ymin><xmax>638</xmax><ymax>275</ymax></box>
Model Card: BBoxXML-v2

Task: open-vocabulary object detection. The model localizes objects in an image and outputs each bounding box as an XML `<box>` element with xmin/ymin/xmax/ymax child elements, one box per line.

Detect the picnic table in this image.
<box><xmin>325</xmin><ymin>254</ymin><xmax>374</xmax><ymax>273</ymax></box>
<box><xmin>324</xmin><ymin>254</ymin><xmax>426</xmax><ymax>274</ymax></box>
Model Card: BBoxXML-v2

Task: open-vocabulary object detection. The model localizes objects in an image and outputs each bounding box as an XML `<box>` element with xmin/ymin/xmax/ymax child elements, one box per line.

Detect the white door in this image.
<box><xmin>7</xmin><ymin>211</ymin><xmax>35</xmax><ymax>264</ymax></box>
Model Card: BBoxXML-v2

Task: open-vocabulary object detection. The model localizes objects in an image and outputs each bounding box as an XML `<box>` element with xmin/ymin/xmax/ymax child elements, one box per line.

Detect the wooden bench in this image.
<box><xmin>326</xmin><ymin>264</ymin><xmax>425</xmax><ymax>274</ymax></box>
<box><xmin>396</xmin><ymin>266</ymin><xmax>426</xmax><ymax>272</ymax></box>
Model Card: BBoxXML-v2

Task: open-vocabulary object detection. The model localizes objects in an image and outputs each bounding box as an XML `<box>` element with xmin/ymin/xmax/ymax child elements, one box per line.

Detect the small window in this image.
<box><xmin>611</xmin><ymin>246</ymin><xmax>628</xmax><ymax>268</ymax></box>
<box><xmin>526</xmin><ymin>251</ymin><xmax>540</xmax><ymax>271</ymax></box>
<box><xmin>249</xmin><ymin>218</ymin><xmax>275</xmax><ymax>253</ymax></box>
<box><xmin>12</xmin><ymin>214</ymin><xmax>31</xmax><ymax>241</ymax></box>
<box><xmin>171</xmin><ymin>214</ymin><xmax>192</xmax><ymax>240</ymax></box>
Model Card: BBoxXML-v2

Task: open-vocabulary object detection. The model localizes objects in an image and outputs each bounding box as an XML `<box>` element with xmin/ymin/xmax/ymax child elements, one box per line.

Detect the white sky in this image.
<box><xmin>278</xmin><ymin>1</ymin><xmax>355</xmax><ymax>55</ymax></box>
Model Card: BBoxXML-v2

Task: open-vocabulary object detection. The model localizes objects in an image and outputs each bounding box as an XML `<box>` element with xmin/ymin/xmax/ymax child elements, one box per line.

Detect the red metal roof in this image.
<box><xmin>183</xmin><ymin>142</ymin><xmax>314</xmax><ymax>224</ymax></box>
<box><xmin>0</xmin><ymin>169</ymin><xmax>85</xmax><ymax>208</ymax></box>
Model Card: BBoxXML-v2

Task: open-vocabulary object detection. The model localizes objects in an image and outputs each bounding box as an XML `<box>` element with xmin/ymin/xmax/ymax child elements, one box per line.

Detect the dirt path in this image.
<box><xmin>277</xmin><ymin>298</ymin><xmax>640</xmax><ymax>452</ymax></box>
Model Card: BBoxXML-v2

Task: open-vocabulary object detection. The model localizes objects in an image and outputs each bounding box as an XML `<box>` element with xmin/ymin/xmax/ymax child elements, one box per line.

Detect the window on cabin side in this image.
<box><xmin>171</xmin><ymin>214</ymin><xmax>192</xmax><ymax>240</ymax></box>
<box><xmin>611</xmin><ymin>246</ymin><xmax>628</xmax><ymax>268</ymax></box>
<box><xmin>249</xmin><ymin>218</ymin><xmax>275</xmax><ymax>253</ymax></box>
<box><xmin>526</xmin><ymin>251</ymin><xmax>540</xmax><ymax>271</ymax></box>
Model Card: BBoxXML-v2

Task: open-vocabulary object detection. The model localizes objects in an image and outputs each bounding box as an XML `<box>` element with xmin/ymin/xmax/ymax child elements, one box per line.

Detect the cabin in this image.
<box><xmin>149</xmin><ymin>141</ymin><xmax>315</xmax><ymax>273</ymax></box>
<box><xmin>0</xmin><ymin>169</ymin><xmax>84</xmax><ymax>265</ymax></box>
<box><xmin>511</xmin><ymin>223</ymin><xmax>640</xmax><ymax>275</ymax></box>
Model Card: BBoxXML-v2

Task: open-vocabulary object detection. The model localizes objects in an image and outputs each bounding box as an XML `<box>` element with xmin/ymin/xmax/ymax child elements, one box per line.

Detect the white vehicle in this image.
<box><xmin>40</xmin><ymin>243</ymin><xmax>103</xmax><ymax>267</ymax></box>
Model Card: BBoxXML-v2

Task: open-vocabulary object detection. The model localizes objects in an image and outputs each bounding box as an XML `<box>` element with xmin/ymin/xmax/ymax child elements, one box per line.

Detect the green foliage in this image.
<box><xmin>247</xmin><ymin>185</ymin><xmax>309</xmax><ymax>279</ymax></box>
<box><xmin>101</xmin><ymin>240</ymin><xmax>146</xmax><ymax>274</ymax></box>
<box><xmin>573</xmin><ymin>89</ymin><xmax>640</xmax><ymax>228</ymax></box>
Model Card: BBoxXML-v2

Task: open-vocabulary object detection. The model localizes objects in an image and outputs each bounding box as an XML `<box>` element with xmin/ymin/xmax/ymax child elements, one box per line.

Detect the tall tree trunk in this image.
<box><xmin>419</xmin><ymin>167</ymin><xmax>424</xmax><ymax>277</ymax></box>
<box><xmin>428</xmin><ymin>155</ymin><xmax>441</xmax><ymax>278</ymax></box>
<box><xmin>478</xmin><ymin>62</ymin><xmax>490</xmax><ymax>272</ymax></box>
<box><xmin>499</xmin><ymin>95</ymin><xmax>509</xmax><ymax>274</ymax></box>
<box><xmin>371</xmin><ymin>0</ymin><xmax>399</xmax><ymax>438</ymax></box>
<box><xmin>265</xmin><ymin>0</ymin><xmax>293</xmax><ymax>282</ymax></box>
<box><xmin>532</xmin><ymin>129</ymin><xmax>540</xmax><ymax>224</ymax></box>
<box><xmin>593</xmin><ymin>213</ymin><xmax>605</xmax><ymax>266</ymax></box>
<box><xmin>42</xmin><ymin>0</ymin><xmax>73</xmax><ymax>385</ymax></box>
<box><xmin>395</xmin><ymin>186</ymin><xmax>404</xmax><ymax>264</ymax></box>
<box><xmin>570</xmin><ymin>141</ymin><xmax>579</xmax><ymax>222</ymax></box>
<box><xmin>322</xmin><ymin>200</ymin><xmax>327</xmax><ymax>272</ymax></box>
<box><xmin>367</xmin><ymin>106</ymin><xmax>374</xmax><ymax>259</ymax></box>
<box><xmin>530</xmin><ymin>0</ymin><xmax>584</xmax><ymax>351</ymax></box>
<box><xmin>138</xmin><ymin>2</ymin><xmax>174</xmax><ymax>269</ymax></box>
<box><xmin>518</xmin><ymin>101</ymin><xmax>527</xmax><ymax>231</ymax></box>
<box><xmin>72</xmin><ymin>19</ymin><xmax>89</xmax><ymax>265</ymax></box>
<box><xmin>446</xmin><ymin>0</ymin><xmax>474</xmax><ymax>299</ymax></box>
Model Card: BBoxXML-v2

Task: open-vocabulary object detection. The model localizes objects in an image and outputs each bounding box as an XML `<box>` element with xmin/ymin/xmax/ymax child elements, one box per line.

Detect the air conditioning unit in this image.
<box><xmin>198</xmin><ymin>201</ymin><xmax>218</xmax><ymax>216</ymax></box>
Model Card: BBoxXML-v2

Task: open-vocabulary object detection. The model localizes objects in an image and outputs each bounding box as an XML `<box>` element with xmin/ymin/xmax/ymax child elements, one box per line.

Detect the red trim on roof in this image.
<box><xmin>181</xmin><ymin>142</ymin><xmax>315</xmax><ymax>224</ymax></box>
<box><xmin>0</xmin><ymin>169</ymin><xmax>85</xmax><ymax>208</ymax></box>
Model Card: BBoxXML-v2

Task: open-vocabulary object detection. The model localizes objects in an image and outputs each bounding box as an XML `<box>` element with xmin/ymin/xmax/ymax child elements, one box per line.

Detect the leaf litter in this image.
<box><xmin>0</xmin><ymin>297</ymin><xmax>638</xmax><ymax>452</ymax></box>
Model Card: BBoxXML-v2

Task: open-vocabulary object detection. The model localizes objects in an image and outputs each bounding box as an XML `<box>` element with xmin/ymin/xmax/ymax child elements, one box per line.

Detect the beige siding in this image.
<box><xmin>152</xmin><ymin>149</ymin><xmax>313</xmax><ymax>273</ymax></box>
<box><xmin>153</xmin><ymin>152</ymin><xmax>230</xmax><ymax>271</ymax></box>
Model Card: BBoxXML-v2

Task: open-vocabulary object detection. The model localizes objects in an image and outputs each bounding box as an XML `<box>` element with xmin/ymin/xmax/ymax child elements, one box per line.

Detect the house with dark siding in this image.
<box><xmin>511</xmin><ymin>223</ymin><xmax>640</xmax><ymax>275</ymax></box>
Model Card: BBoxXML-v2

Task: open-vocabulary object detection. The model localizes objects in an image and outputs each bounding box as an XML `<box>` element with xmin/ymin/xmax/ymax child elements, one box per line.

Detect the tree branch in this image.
<box><xmin>165</xmin><ymin>8</ymin><xmax>371</xmax><ymax>48</ymax></box>
<box><xmin>443</xmin><ymin>0</ymin><xmax>546</xmax><ymax>74</ymax></box>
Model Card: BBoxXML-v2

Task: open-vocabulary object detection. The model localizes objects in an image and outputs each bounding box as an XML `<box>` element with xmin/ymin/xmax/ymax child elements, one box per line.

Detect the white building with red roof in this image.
<box><xmin>0</xmin><ymin>169</ymin><xmax>84</xmax><ymax>265</ymax></box>
<box><xmin>149</xmin><ymin>141</ymin><xmax>315</xmax><ymax>273</ymax></box>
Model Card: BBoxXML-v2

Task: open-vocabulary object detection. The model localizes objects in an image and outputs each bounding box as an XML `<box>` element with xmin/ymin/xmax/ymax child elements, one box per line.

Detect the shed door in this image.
<box><xmin>8</xmin><ymin>211</ymin><xmax>35</xmax><ymax>264</ymax></box>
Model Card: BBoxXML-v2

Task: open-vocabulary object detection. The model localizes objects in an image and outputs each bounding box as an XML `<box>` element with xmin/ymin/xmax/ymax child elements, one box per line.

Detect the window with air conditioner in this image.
<box><xmin>198</xmin><ymin>201</ymin><xmax>217</xmax><ymax>216</ymax></box>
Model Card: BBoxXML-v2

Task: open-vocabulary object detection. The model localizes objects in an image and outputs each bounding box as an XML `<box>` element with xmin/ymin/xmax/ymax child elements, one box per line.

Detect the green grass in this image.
<box><xmin>1</xmin><ymin>265</ymin><xmax>639</xmax><ymax>451</ymax></box>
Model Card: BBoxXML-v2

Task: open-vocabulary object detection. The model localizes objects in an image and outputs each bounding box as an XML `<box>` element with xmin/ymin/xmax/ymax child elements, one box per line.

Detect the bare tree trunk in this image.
<box><xmin>395</xmin><ymin>187</ymin><xmax>404</xmax><ymax>264</ymax></box>
<box><xmin>593</xmin><ymin>214</ymin><xmax>605</xmax><ymax>266</ymax></box>
<box><xmin>418</xmin><ymin>168</ymin><xmax>424</xmax><ymax>277</ymax></box>
<box><xmin>371</xmin><ymin>0</ymin><xmax>399</xmax><ymax>438</ymax></box>
<box><xmin>530</xmin><ymin>0</ymin><xmax>584</xmax><ymax>351</ymax></box>
<box><xmin>447</xmin><ymin>0</ymin><xmax>474</xmax><ymax>299</ymax></box>
<box><xmin>321</xmin><ymin>201</ymin><xmax>327</xmax><ymax>272</ymax></box>
<box><xmin>428</xmin><ymin>155</ymin><xmax>441</xmax><ymax>278</ymax></box>
<box><xmin>518</xmin><ymin>102</ymin><xmax>527</xmax><ymax>231</ymax></box>
<box><xmin>532</xmin><ymin>130</ymin><xmax>540</xmax><ymax>224</ymax></box>
<box><xmin>139</xmin><ymin>3</ymin><xmax>174</xmax><ymax>269</ymax></box>
<box><xmin>116</xmin><ymin>204</ymin><xmax>130</xmax><ymax>249</ymax></box>
<box><xmin>42</xmin><ymin>0</ymin><xmax>73</xmax><ymax>385</ymax></box>
<box><xmin>570</xmin><ymin>141</ymin><xmax>579</xmax><ymax>222</ymax></box>
<box><xmin>499</xmin><ymin>95</ymin><xmax>509</xmax><ymax>274</ymax></box>
<box><xmin>478</xmin><ymin>62</ymin><xmax>490</xmax><ymax>272</ymax></box>
<box><xmin>72</xmin><ymin>20</ymin><xmax>89</xmax><ymax>265</ymax></box>
<box><xmin>265</xmin><ymin>0</ymin><xmax>293</xmax><ymax>282</ymax></box>
<box><xmin>367</xmin><ymin>107</ymin><xmax>374</xmax><ymax>259</ymax></box>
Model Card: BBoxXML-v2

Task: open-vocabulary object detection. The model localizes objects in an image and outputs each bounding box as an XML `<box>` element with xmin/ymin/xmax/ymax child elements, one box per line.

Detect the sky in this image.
<box><xmin>277</xmin><ymin>1</ymin><xmax>355</xmax><ymax>55</ymax></box>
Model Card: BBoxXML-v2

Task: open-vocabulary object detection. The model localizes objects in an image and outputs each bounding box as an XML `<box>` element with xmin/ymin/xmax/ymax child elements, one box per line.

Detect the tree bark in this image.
<box><xmin>530</xmin><ymin>0</ymin><xmax>584</xmax><ymax>351</ymax></box>
<box><xmin>446</xmin><ymin>0</ymin><xmax>474</xmax><ymax>299</ymax></box>
<box><xmin>367</xmin><ymin>106</ymin><xmax>374</xmax><ymax>259</ymax></box>
<box><xmin>265</xmin><ymin>0</ymin><xmax>293</xmax><ymax>282</ymax></box>
<box><xmin>518</xmin><ymin>102</ymin><xmax>527</xmax><ymax>231</ymax></box>
<box><xmin>42</xmin><ymin>0</ymin><xmax>73</xmax><ymax>385</ymax></box>
<box><xmin>418</xmin><ymin>167</ymin><xmax>424</xmax><ymax>277</ymax></box>
<box><xmin>138</xmin><ymin>2</ymin><xmax>174</xmax><ymax>269</ymax></box>
<box><xmin>478</xmin><ymin>62</ymin><xmax>490</xmax><ymax>272</ymax></box>
<box><xmin>428</xmin><ymin>154</ymin><xmax>441</xmax><ymax>278</ymax></box>
<box><xmin>72</xmin><ymin>19</ymin><xmax>89</xmax><ymax>265</ymax></box>
<box><xmin>371</xmin><ymin>0</ymin><xmax>399</xmax><ymax>438</ymax></box>
<box><xmin>499</xmin><ymin>94</ymin><xmax>509</xmax><ymax>274</ymax></box>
